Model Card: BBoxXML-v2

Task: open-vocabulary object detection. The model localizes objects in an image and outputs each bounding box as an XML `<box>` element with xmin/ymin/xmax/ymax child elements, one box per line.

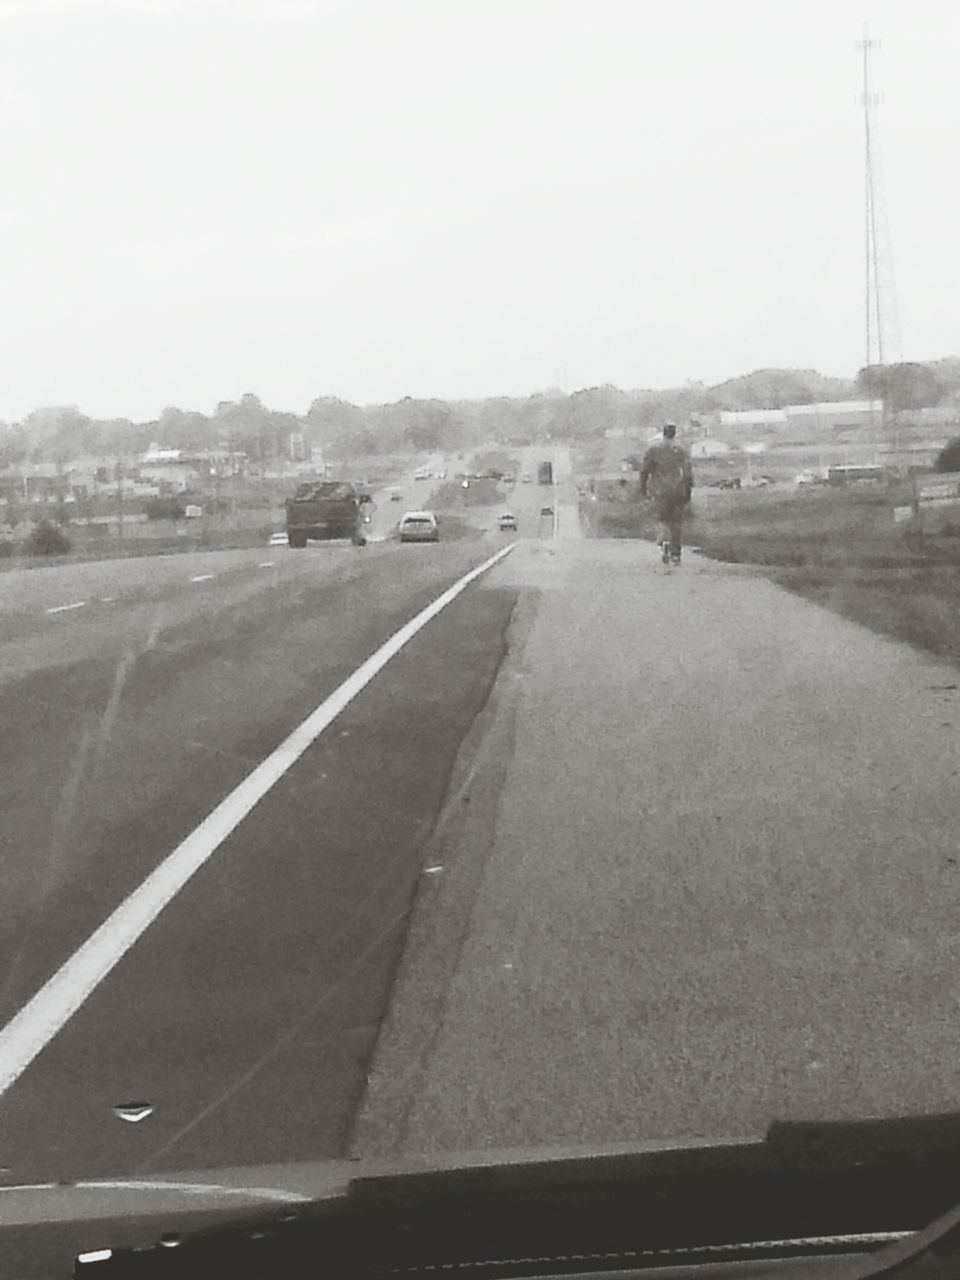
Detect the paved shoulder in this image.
<box><xmin>353</xmin><ymin>540</ymin><xmax>960</xmax><ymax>1155</ymax></box>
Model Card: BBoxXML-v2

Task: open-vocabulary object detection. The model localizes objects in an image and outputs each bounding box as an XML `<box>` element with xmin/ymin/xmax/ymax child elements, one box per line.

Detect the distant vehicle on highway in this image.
<box><xmin>538</xmin><ymin>461</ymin><xmax>553</xmax><ymax>485</ymax></box>
<box><xmin>503</xmin><ymin>473</ymin><xmax>515</xmax><ymax>484</ymax></box>
<box><xmin>714</xmin><ymin>477</ymin><xmax>742</xmax><ymax>490</ymax></box>
<box><xmin>435</xmin><ymin>469</ymin><xmax>447</xmax><ymax>479</ymax></box>
<box><xmin>389</xmin><ymin>489</ymin><xmax>403</xmax><ymax>501</ymax></box>
<box><xmin>414</xmin><ymin>467</ymin><xmax>431</xmax><ymax>481</ymax></box>
<box><xmin>522</xmin><ymin>474</ymin><xmax>533</xmax><ymax>483</ymax></box>
<box><xmin>498</xmin><ymin>512</ymin><xmax>518</xmax><ymax>531</ymax></box>
<box><xmin>540</xmin><ymin>505</ymin><xmax>554</xmax><ymax>517</ymax></box>
<box><xmin>285</xmin><ymin>480</ymin><xmax>372</xmax><ymax>548</ymax></box>
<box><xmin>399</xmin><ymin>510</ymin><xmax>440</xmax><ymax>543</ymax></box>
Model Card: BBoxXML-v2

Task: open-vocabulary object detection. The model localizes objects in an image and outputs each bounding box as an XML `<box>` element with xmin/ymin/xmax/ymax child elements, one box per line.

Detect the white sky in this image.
<box><xmin>0</xmin><ymin>0</ymin><xmax>956</xmax><ymax>420</ymax></box>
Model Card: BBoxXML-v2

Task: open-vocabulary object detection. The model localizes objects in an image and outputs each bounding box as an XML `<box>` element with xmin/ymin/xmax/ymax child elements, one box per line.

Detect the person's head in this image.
<box><xmin>663</xmin><ymin>422</ymin><xmax>677</xmax><ymax>440</ymax></box>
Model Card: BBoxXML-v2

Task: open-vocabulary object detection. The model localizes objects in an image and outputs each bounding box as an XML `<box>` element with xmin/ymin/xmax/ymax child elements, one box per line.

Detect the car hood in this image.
<box><xmin>10</xmin><ymin>1116</ymin><xmax>960</xmax><ymax>1279</ymax></box>
<box><xmin>0</xmin><ymin>1135</ymin><xmax>753</xmax><ymax>1276</ymax></box>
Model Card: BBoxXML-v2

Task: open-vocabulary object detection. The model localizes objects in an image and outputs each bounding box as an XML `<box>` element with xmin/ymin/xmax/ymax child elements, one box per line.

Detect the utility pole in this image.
<box><xmin>857</xmin><ymin>24</ymin><xmax>901</xmax><ymax>446</ymax></box>
<box><xmin>115</xmin><ymin>456</ymin><xmax>124</xmax><ymax>544</ymax></box>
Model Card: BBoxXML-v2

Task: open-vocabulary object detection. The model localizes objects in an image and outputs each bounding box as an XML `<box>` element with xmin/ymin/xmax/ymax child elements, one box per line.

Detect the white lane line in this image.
<box><xmin>78</xmin><ymin>1179</ymin><xmax>311</xmax><ymax>1204</ymax></box>
<box><xmin>0</xmin><ymin>542</ymin><xmax>518</xmax><ymax>1097</ymax></box>
<box><xmin>100</xmin><ymin>597</ymin><xmax>118</xmax><ymax>604</ymax></box>
<box><xmin>45</xmin><ymin>601</ymin><xmax>86</xmax><ymax>615</ymax></box>
<box><xmin>258</xmin><ymin>561</ymin><xmax>275</xmax><ymax>568</ymax></box>
<box><xmin>189</xmin><ymin>573</ymin><xmax>215</xmax><ymax>583</ymax></box>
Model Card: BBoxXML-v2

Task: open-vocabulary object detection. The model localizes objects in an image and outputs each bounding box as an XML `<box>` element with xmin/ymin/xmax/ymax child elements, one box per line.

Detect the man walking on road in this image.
<box><xmin>639</xmin><ymin>422</ymin><xmax>694</xmax><ymax>565</ymax></box>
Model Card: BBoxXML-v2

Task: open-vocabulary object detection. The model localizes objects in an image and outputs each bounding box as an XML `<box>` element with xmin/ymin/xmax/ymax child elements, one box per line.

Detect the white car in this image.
<box><xmin>399</xmin><ymin>510</ymin><xmax>440</xmax><ymax>543</ymax></box>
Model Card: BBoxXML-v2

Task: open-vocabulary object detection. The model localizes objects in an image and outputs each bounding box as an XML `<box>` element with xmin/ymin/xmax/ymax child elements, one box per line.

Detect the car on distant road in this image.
<box><xmin>522</xmin><ymin>474</ymin><xmax>533</xmax><ymax>483</ymax></box>
<box><xmin>498</xmin><ymin>512</ymin><xmax>518</xmax><ymax>531</ymax></box>
<box><xmin>399</xmin><ymin>510</ymin><xmax>440</xmax><ymax>543</ymax></box>
<box><xmin>540</xmin><ymin>505</ymin><xmax>554</xmax><ymax>517</ymax></box>
<box><xmin>389</xmin><ymin>489</ymin><xmax>402</xmax><ymax>501</ymax></box>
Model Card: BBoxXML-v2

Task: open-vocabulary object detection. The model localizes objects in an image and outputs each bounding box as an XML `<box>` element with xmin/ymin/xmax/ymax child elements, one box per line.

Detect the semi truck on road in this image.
<box><xmin>285</xmin><ymin>480</ymin><xmax>372</xmax><ymax>547</ymax></box>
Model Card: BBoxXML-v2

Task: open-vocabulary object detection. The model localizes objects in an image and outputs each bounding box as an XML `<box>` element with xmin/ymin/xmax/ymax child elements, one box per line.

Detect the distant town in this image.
<box><xmin>1</xmin><ymin>359</ymin><xmax>958</xmax><ymax>554</ymax></box>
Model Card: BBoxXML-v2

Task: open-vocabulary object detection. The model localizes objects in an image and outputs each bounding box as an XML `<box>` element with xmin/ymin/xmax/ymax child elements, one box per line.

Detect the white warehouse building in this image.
<box><xmin>718</xmin><ymin>400</ymin><xmax>883</xmax><ymax>432</ymax></box>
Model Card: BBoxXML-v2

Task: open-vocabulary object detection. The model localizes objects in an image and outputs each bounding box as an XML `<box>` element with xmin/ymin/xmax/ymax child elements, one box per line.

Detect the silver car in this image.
<box><xmin>399</xmin><ymin>510</ymin><xmax>440</xmax><ymax>543</ymax></box>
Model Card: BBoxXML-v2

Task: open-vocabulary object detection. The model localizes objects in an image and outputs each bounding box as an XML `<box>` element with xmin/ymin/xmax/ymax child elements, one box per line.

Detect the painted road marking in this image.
<box><xmin>189</xmin><ymin>574</ymin><xmax>215</xmax><ymax>583</ymax></box>
<box><xmin>100</xmin><ymin>597</ymin><xmax>118</xmax><ymax>604</ymax></box>
<box><xmin>45</xmin><ymin>601</ymin><xmax>86</xmax><ymax>615</ymax></box>
<box><xmin>0</xmin><ymin>542</ymin><xmax>518</xmax><ymax>1097</ymax></box>
<box><xmin>78</xmin><ymin>1179</ymin><xmax>311</xmax><ymax>1203</ymax></box>
<box><xmin>258</xmin><ymin>561</ymin><xmax>275</xmax><ymax>568</ymax></box>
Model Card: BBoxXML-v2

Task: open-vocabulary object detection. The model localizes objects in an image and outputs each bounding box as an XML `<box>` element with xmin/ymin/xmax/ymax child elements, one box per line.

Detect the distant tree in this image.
<box><xmin>155</xmin><ymin>406</ymin><xmax>189</xmax><ymax>447</ymax></box>
<box><xmin>935</xmin><ymin>438</ymin><xmax>960</xmax><ymax>473</ymax></box>
<box><xmin>0</xmin><ymin>426</ymin><xmax>28</xmax><ymax>468</ymax></box>
<box><xmin>268</xmin><ymin>411</ymin><xmax>303</xmax><ymax>460</ymax></box>
<box><xmin>307</xmin><ymin>396</ymin><xmax>366</xmax><ymax>453</ymax></box>
<box><xmin>857</xmin><ymin>363</ymin><xmax>947</xmax><ymax>413</ymax></box>
<box><xmin>20</xmin><ymin>406</ymin><xmax>91</xmax><ymax>460</ymax></box>
<box><xmin>214</xmin><ymin>393</ymin><xmax>273</xmax><ymax>460</ymax></box>
<box><xmin>145</xmin><ymin>496</ymin><xmax>186</xmax><ymax>520</ymax></box>
<box><xmin>27</xmin><ymin>520</ymin><xmax>71</xmax><ymax>556</ymax></box>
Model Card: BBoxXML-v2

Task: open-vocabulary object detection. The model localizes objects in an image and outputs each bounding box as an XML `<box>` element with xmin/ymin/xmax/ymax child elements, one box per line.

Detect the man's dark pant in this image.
<box><xmin>655</xmin><ymin>495</ymin><xmax>686</xmax><ymax>562</ymax></box>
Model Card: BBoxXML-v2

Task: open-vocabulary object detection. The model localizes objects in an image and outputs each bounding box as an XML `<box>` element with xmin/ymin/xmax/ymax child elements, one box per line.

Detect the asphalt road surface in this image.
<box><xmin>3</xmin><ymin>443</ymin><xmax>958</xmax><ymax>1194</ymax></box>
<box><xmin>0</xmin><ymin>450</ymin><xmax>549</xmax><ymax>1184</ymax></box>
<box><xmin>355</xmin><ymin>526</ymin><xmax>960</xmax><ymax>1156</ymax></box>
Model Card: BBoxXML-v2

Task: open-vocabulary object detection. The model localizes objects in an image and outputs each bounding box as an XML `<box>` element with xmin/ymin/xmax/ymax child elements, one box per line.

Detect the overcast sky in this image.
<box><xmin>0</xmin><ymin>0</ymin><xmax>956</xmax><ymax>420</ymax></box>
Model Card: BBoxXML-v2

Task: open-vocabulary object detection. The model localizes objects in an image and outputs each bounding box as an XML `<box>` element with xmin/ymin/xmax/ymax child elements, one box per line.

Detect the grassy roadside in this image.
<box><xmin>581</xmin><ymin>480</ymin><xmax>960</xmax><ymax>668</ymax></box>
<box><xmin>770</xmin><ymin>562</ymin><xmax>960</xmax><ymax>666</ymax></box>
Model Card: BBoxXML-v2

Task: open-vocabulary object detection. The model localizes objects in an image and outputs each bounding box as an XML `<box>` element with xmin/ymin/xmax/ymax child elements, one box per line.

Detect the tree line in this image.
<box><xmin>1</xmin><ymin>360</ymin><xmax>957</xmax><ymax>468</ymax></box>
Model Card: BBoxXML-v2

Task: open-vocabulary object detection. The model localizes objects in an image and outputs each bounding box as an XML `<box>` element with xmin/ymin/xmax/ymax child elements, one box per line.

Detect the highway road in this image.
<box><xmin>0</xmin><ymin>447</ymin><xmax>554</xmax><ymax>1184</ymax></box>
<box><xmin>3</xmin><ymin>441</ymin><xmax>959</xmax><ymax>1194</ymax></box>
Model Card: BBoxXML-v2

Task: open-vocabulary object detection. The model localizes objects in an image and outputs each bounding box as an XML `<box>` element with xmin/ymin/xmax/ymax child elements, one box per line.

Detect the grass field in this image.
<box><xmin>581</xmin><ymin>480</ymin><xmax>960</xmax><ymax>668</ymax></box>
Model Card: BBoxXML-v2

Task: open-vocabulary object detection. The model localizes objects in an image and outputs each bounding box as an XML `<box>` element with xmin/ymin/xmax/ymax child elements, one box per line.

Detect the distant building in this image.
<box><xmin>690</xmin><ymin>438</ymin><xmax>731</xmax><ymax>458</ymax></box>
<box><xmin>719</xmin><ymin>400</ymin><xmax>883</xmax><ymax>433</ymax></box>
<box><xmin>718</xmin><ymin>408</ymin><xmax>788</xmax><ymax>428</ymax></box>
<box><xmin>894</xmin><ymin>406</ymin><xmax>960</xmax><ymax>430</ymax></box>
<box><xmin>137</xmin><ymin>462</ymin><xmax>206</xmax><ymax>493</ymax></box>
<box><xmin>137</xmin><ymin>446</ymin><xmax>245</xmax><ymax>492</ymax></box>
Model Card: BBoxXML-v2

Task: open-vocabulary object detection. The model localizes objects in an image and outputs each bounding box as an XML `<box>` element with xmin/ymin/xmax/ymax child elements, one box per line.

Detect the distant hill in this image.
<box><xmin>706</xmin><ymin>368</ymin><xmax>856</xmax><ymax>411</ymax></box>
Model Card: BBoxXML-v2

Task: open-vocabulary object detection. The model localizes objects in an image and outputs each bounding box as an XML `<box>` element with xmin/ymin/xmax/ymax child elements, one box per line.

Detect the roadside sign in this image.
<box><xmin>915</xmin><ymin>472</ymin><xmax>960</xmax><ymax>507</ymax></box>
<box><xmin>904</xmin><ymin>471</ymin><xmax>960</xmax><ymax>530</ymax></box>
